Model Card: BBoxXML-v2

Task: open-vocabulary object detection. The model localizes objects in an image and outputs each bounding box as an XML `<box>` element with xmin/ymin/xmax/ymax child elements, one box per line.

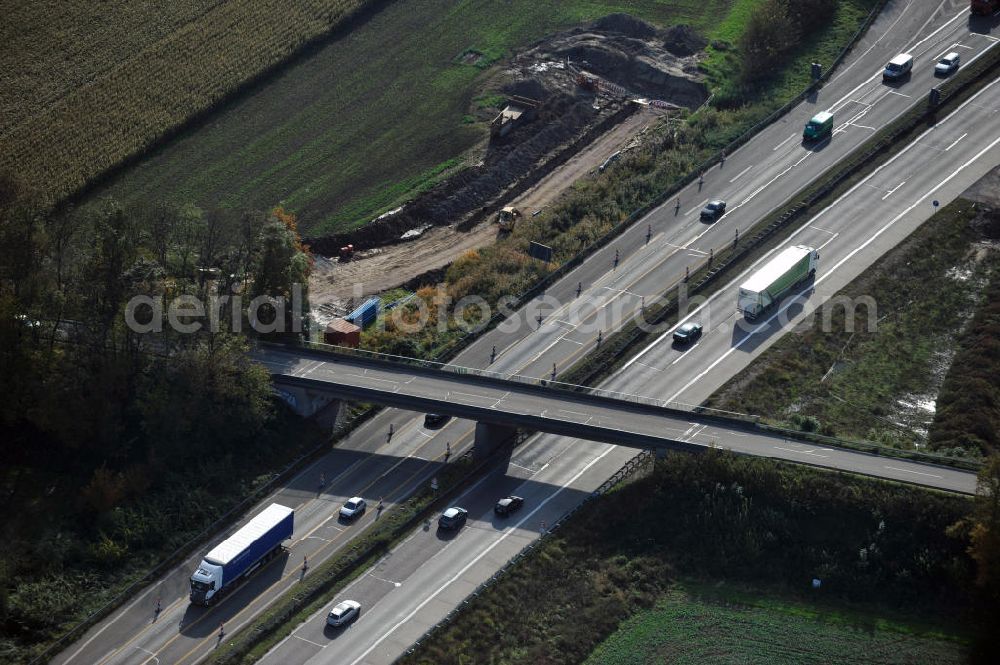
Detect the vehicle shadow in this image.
<box><xmin>322</xmin><ymin>617</ymin><xmax>359</xmax><ymax>639</ymax></box>
<box><xmin>178</xmin><ymin>550</ymin><xmax>290</xmax><ymax>638</ymax></box>
<box><xmin>968</xmin><ymin>13</ymin><xmax>1000</xmax><ymax>35</ymax></box>
<box><xmin>729</xmin><ymin>284</ymin><xmax>815</xmax><ymax>354</ymax></box>
<box><xmin>801</xmin><ymin>135</ymin><xmax>832</xmax><ymax>153</ymax></box>
<box><xmin>880</xmin><ymin>72</ymin><xmax>911</xmax><ymax>87</ymax></box>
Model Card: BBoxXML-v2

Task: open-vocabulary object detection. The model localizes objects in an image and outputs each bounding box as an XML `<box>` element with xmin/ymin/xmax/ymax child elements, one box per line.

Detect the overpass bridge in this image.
<box><xmin>256</xmin><ymin>345</ymin><xmax>976</xmax><ymax>494</ymax></box>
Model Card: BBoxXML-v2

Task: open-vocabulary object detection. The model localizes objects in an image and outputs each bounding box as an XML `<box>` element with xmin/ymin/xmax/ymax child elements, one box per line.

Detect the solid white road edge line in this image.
<box><xmin>346</xmin><ymin>444</ymin><xmax>618</xmax><ymax>665</ymax></box>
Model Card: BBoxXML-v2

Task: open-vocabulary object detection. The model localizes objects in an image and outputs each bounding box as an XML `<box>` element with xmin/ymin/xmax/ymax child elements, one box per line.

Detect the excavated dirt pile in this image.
<box><xmin>307</xmin><ymin>13</ymin><xmax>708</xmax><ymax>256</ymax></box>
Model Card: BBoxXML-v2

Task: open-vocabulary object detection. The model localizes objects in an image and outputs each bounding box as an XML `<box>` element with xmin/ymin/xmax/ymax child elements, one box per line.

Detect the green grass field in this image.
<box><xmin>91</xmin><ymin>0</ymin><xmax>739</xmax><ymax>235</ymax></box>
<box><xmin>585</xmin><ymin>588</ymin><xmax>966</xmax><ymax>665</ymax></box>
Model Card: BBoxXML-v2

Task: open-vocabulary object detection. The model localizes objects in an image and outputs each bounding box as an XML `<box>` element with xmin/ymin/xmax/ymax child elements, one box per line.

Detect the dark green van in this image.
<box><xmin>803</xmin><ymin>111</ymin><xmax>834</xmax><ymax>141</ymax></box>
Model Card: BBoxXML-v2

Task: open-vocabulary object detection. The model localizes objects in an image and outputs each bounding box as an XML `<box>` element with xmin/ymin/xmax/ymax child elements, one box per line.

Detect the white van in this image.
<box><xmin>883</xmin><ymin>53</ymin><xmax>913</xmax><ymax>81</ymax></box>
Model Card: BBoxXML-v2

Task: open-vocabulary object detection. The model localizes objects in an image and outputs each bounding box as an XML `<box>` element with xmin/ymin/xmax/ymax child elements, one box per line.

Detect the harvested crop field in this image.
<box><xmin>585</xmin><ymin>590</ymin><xmax>966</xmax><ymax>665</ymax></box>
<box><xmin>0</xmin><ymin>0</ymin><xmax>369</xmax><ymax>207</ymax></box>
<box><xmin>88</xmin><ymin>0</ymin><xmax>737</xmax><ymax>235</ymax></box>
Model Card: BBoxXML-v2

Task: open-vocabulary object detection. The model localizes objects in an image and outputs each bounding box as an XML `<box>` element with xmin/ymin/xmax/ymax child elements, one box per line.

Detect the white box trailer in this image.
<box><xmin>738</xmin><ymin>245</ymin><xmax>819</xmax><ymax>320</ymax></box>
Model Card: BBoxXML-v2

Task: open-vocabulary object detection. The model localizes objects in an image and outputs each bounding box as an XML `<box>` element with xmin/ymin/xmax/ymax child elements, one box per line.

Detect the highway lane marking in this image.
<box><xmin>558</xmin><ymin>408</ymin><xmax>590</xmax><ymax>418</ymax></box>
<box><xmin>887</xmin><ymin>90</ymin><xmax>911</xmax><ymax>98</ymax></box>
<box><xmin>664</xmin><ymin>82</ymin><xmax>1000</xmax><ymax>406</ymax></box>
<box><xmin>135</xmin><ymin>646</ymin><xmax>159</xmax><ymax>664</ymax></box>
<box><xmin>648</xmin><ymin>74</ymin><xmax>1000</xmax><ymax>400</ymax></box>
<box><xmin>884</xmin><ymin>466</ymin><xmax>943</xmax><ymax>479</ymax></box>
<box><xmin>369</xmin><ymin>573</ymin><xmax>402</xmax><ymax>587</ymax></box>
<box><xmin>293</xmin><ymin>635</ymin><xmax>327</xmax><ymax>649</ymax></box>
<box><xmin>851</xmin><ymin>124</ymin><xmax>877</xmax><ymax>131</ymax></box>
<box><xmin>830</xmin><ymin>5</ymin><xmax>969</xmax><ymax>109</ymax></box>
<box><xmin>881</xmin><ymin>180</ymin><xmax>906</xmax><ymax>200</ymax></box>
<box><xmin>831</xmin><ymin>0</ymin><xmax>913</xmax><ymax>82</ymax></box>
<box><xmin>944</xmin><ymin>133</ymin><xmax>968</xmax><ymax>151</ymax></box>
<box><xmin>508</xmin><ymin>461</ymin><xmax>537</xmax><ymax>473</ymax></box>
<box><xmin>686</xmin><ymin>198</ymin><xmax>709</xmax><ymax>216</ymax></box>
<box><xmin>449</xmin><ymin>390</ymin><xmax>492</xmax><ymax>402</ymax></box>
<box><xmin>634</xmin><ymin>361</ymin><xmax>663</xmax><ymax>372</ymax></box>
<box><xmin>345</xmin><ymin>373</ymin><xmax>398</xmax><ymax>385</ymax></box>
<box><xmin>774</xmin><ymin>446</ymin><xmax>829</xmax><ymax>459</ymax></box>
<box><xmin>346</xmin><ymin>445</ymin><xmax>618</xmax><ymax>665</ymax></box>
<box><xmin>729</xmin><ymin>164</ymin><xmax>754</xmax><ymax>183</ymax></box>
<box><xmin>490</xmin><ymin>391</ymin><xmax>510</xmax><ymax>408</ymax></box>
<box><xmin>83</xmin><ymin>14</ymin><xmax>986</xmax><ymax>664</ymax></box>
<box><xmin>773</xmin><ymin>133</ymin><xmax>796</xmax><ymax>151</ymax></box>
<box><xmin>160</xmin><ymin>426</ymin><xmax>478</xmax><ymax>665</ymax></box>
<box><xmin>670</xmin><ymin>341</ymin><xmax>701</xmax><ymax>364</ymax></box>
<box><xmin>810</xmin><ymin>225</ymin><xmax>837</xmax><ymax>235</ymax></box>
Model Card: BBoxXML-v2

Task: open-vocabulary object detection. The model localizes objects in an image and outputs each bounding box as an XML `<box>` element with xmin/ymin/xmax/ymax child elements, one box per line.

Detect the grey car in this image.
<box><xmin>934</xmin><ymin>52</ymin><xmax>960</xmax><ymax>76</ymax></box>
<box><xmin>438</xmin><ymin>506</ymin><xmax>468</xmax><ymax>530</ymax></box>
<box><xmin>339</xmin><ymin>497</ymin><xmax>366</xmax><ymax>521</ymax></box>
<box><xmin>672</xmin><ymin>321</ymin><xmax>703</xmax><ymax>344</ymax></box>
<box><xmin>327</xmin><ymin>600</ymin><xmax>361</xmax><ymax>627</ymax></box>
<box><xmin>700</xmin><ymin>200</ymin><xmax>726</xmax><ymax>221</ymax></box>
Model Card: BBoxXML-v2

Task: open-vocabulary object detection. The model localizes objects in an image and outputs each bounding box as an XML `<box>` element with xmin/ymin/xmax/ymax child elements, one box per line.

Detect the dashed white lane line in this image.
<box><xmin>885</xmin><ymin>466</ymin><xmax>943</xmax><ymax>479</ymax></box>
<box><xmin>882</xmin><ymin>180</ymin><xmax>906</xmax><ymax>200</ymax></box>
<box><xmin>773</xmin><ymin>133</ymin><xmax>797</xmax><ymax>151</ymax></box>
<box><xmin>293</xmin><ymin>635</ymin><xmax>327</xmax><ymax>649</ymax></box>
<box><xmin>729</xmin><ymin>164</ymin><xmax>754</xmax><ymax>183</ymax></box>
<box><xmin>347</xmin><ymin>445</ymin><xmax>618</xmax><ymax>665</ymax></box>
<box><xmin>774</xmin><ymin>446</ymin><xmax>829</xmax><ymax>459</ymax></box>
<box><xmin>944</xmin><ymin>132</ymin><xmax>968</xmax><ymax>151</ymax></box>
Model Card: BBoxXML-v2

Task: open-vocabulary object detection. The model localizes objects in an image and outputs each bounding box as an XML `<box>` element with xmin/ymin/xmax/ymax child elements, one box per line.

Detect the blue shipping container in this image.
<box><xmin>206</xmin><ymin>504</ymin><xmax>294</xmax><ymax>587</ymax></box>
<box><xmin>346</xmin><ymin>297</ymin><xmax>380</xmax><ymax>328</ymax></box>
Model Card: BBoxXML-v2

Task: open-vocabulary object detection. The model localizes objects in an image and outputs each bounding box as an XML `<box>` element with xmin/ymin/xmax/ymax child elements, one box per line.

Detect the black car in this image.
<box><xmin>424</xmin><ymin>413</ymin><xmax>449</xmax><ymax>428</ymax></box>
<box><xmin>438</xmin><ymin>506</ymin><xmax>468</xmax><ymax>530</ymax></box>
<box><xmin>672</xmin><ymin>321</ymin><xmax>703</xmax><ymax>344</ymax></box>
<box><xmin>494</xmin><ymin>496</ymin><xmax>524</xmax><ymax>516</ymax></box>
<box><xmin>700</xmin><ymin>200</ymin><xmax>726</xmax><ymax>221</ymax></box>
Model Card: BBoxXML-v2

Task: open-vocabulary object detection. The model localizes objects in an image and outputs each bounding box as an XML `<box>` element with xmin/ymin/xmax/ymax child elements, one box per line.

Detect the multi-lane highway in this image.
<box><xmin>53</xmin><ymin>2</ymin><xmax>998</xmax><ymax>664</ymax></box>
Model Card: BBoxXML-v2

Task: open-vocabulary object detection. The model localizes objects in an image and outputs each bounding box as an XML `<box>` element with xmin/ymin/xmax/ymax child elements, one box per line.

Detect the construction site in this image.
<box><xmin>309</xmin><ymin>14</ymin><xmax>710</xmax><ymax>328</ymax></box>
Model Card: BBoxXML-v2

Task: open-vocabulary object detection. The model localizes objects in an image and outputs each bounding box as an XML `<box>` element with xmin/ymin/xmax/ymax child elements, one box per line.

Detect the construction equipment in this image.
<box><xmin>496</xmin><ymin>206</ymin><xmax>521</xmax><ymax>233</ymax></box>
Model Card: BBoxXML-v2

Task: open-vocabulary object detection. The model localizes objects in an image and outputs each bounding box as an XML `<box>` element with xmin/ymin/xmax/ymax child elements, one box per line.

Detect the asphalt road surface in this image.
<box><xmin>261</xmin><ymin>348</ymin><xmax>977</xmax><ymax>493</ymax></box>
<box><xmin>53</xmin><ymin>2</ymin><xmax>997</xmax><ymax>665</ymax></box>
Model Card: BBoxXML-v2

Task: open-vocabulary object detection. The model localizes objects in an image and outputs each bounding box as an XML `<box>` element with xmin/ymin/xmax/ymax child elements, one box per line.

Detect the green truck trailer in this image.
<box><xmin>738</xmin><ymin>245</ymin><xmax>819</xmax><ymax>320</ymax></box>
<box><xmin>803</xmin><ymin>111</ymin><xmax>834</xmax><ymax>141</ymax></box>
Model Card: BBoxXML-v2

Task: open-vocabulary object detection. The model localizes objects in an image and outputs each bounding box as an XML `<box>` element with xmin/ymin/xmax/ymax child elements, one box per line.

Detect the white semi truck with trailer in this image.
<box><xmin>738</xmin><ymin>245</ymin><xmax>819</xmax><ymax>320</ymax></box>
<box><xmin>189</xmin><ymin>503</ymin><xmax>294</xmax><ymax>605</ymax></box>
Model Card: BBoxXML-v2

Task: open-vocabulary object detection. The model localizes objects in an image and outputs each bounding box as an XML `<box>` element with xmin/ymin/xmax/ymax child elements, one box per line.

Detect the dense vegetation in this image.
<box><xmin>706</xmin><ymin>199</ymin><xmax>1000</xmax><ymax>455</ymax></box>
<box><xmin>931</xmin><ymin>212</ymin><xmax>1000</xmax><ymax>455</ymax></box>
<box><xmin>0</xmin><ymin>181</ymin><xmax>314</xmax><ymax>663</ymax></box>
<box><xmin>0</xmin><ymin>0</ymin><xmax>369</xmax><ymax>208</ymax></box>
<box><xmin>400</xmin><ymin>451</ymin><xmax>1000</xmax><ymax>665</ymax></box>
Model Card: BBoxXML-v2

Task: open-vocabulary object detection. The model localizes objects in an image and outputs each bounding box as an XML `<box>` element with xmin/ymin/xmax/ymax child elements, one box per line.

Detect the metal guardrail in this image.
<box><xmin>398</xmin><ymin>449</ymin><xmax>656</xmax><ymax>662</ymax></box>
<box><xmin>417</xmin><ymin>0</ymin><xmax>890</xmax><ymax>367</ymax></box>
<box><xmin>29</xmin><ymin>404</ymin><xmax>377</xmax><ymax>665</ymax></box>
<box><xmin>214</xmin><ymin>428</ymin><xmax>532</xmax><ymax>664</ymax></box>
<box><xmin>294</xmin><ymin>340</ymin><xmax>756</xmax><ymax>422</ymax></box>
<box><xmin>29</xmin><ymin>5</ymin><xmax>898</xmax><ymax>661</ymax></box>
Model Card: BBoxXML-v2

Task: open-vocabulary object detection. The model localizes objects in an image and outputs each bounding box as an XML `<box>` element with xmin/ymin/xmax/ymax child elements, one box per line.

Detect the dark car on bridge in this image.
<box><xmin>438</xmin><ymin>506</ymin><xmax>468</xmax><ymax>530</ymax></box>
<box><xmin>672</xmin><ymin>321</ymin><xmax>703</xmax><ymax>344</ymax></box>
<box><xmin>494</xmin><ymin>496</ymin><xmax>524</xmax><ymax>516</ymax></box>
<box><xmin>700</xmin><ymin>200</ymin><xmax>726</xmax><ymax>221</ymax></box>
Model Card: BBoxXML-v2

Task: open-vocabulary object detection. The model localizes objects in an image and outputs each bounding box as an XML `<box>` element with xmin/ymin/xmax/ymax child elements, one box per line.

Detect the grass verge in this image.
<box><xmin>397</xmin><ymin>451</ymin><xmax>979</xmax><ymax>665</ymax></box>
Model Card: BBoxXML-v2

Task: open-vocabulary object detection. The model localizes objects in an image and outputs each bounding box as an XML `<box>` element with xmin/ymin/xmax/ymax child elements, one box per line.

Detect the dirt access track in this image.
<box><xmin>310</xmin><ymin>106</ymin><xmax>658</xmax><ymax>309</ymax></box>
<box><xmin>309</xmin><ymin>14</ymin><xmax>707</xmax><ymax>321</ymax></box>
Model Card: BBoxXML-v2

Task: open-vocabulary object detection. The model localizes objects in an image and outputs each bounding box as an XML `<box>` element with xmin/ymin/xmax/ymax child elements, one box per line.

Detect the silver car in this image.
<box><xmin>339</xmin><ymin>497</ymin><xmax>366</xmax><ymax>520</ymax></box>
<box><xmin>327</xmin><ymin>600</ymin><xmax>361</xmax><ymax>627</ymax></box>
<box><xmin>934</xmin><ymin>52</ymin><xmax>960</xmax><ymax>76</ymax></box>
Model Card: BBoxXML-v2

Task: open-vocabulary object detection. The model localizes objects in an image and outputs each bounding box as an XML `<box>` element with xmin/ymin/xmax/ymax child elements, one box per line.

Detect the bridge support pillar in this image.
<box><xmin>474</xmin><ymin>421</ymin><xmax>517</xmax><ymax>460</ymax></box>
